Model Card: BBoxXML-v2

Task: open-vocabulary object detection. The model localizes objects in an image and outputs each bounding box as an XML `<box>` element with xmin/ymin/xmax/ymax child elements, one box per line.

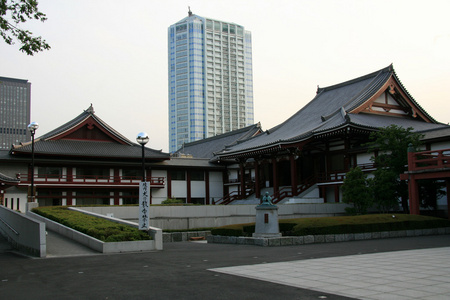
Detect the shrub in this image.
<box><xmin>161</xmin><ymin>198</ymin><xmax>184</xmax><ymax>205</ymax></box>
<box><xmin>32</xmin><ymin>206</ymin><xmax>151</xmax><ymax>242</ymax></box>
<box><xmin>210</xmin><ymin>214</ymin><xmax>450</xmax><ymax>237</ymax></box>
<box><xmin>211</xmin><ymin>223</ymin><xmax>250</xmax><ymax>236</ymax></box>
<box><xmin>342</xmin><ymin>167</ymin><xmax>373</xmax><ymax>215</ymax></box>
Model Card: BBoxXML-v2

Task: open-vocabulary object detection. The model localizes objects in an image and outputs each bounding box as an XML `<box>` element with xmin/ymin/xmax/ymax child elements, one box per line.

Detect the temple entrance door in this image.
<box><xmin>279</xmin><ymin>160</ymin><xmax>291</xmax><ymax>186</ymax></box>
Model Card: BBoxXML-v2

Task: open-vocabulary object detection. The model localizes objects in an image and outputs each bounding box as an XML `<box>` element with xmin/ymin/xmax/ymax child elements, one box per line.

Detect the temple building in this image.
<box><xmin>0</xmin><ymin>105</ymin><xmax>225</xmax><ymax>212</ymax></box>
<box><xmin>213</xmin><ymin>65</ymin><xmax>450</xmax><ymax>209</ymax></box>
<box><xmin>1</xmin><ymin>65</ymin><xmax>449</xmax><ymax>216</ymax></box>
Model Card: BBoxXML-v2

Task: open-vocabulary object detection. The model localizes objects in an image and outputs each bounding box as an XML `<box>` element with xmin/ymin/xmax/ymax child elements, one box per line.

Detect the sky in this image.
<box><xmin>2</xmin><ymin>0</ymin><xmax>450</xmax><ymax>152</ymax></box>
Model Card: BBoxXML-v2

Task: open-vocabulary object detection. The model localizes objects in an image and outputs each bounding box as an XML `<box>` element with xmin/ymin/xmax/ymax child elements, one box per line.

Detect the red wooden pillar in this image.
<box><xmin>66</xmin><ymin>190</ymin><xmax>73</xmax><ymax>206</ymax></box>
<box><xmin>186</xmin><ymin>171</ymin><xmax>191</xmax><ymax>203</ymax></box>
<box><xmin>409</xmin><ymin>175</ymin><xmax>420</xmax><ymax>215</ymax></box>
<box><xmin>167</xmin><ymin>171</ymin><xmax>172</xmax><ymax>199</ymax></box>
<box><xmin>239</xmin><ymin>162</ymin><xmax>245</xmax><ymax>199</ymax></box>
<box><xmin>272</xmin><ymin>158</ymin><xmax>279</xmax><ymax>195</ymax></box>
<box><xmin>221</xmin><ymin>170</ymin><xmax>228</xmax><ymax>205</ymax></box>
<box><xmin>446</xmin><ymin>179</ymin><xmax>450</xmax><ymax>220</ymax></box>
<box><xmin>334</xmin><ymin>185</ymin><xmax>340</xmax><ymax>203</ymax></box>
<box><xmin>114</xmin><ymin>168</ymin><xmax>120</xmax><ymax>183</ymax></box>
<box><xmin>321</xmin><ymin>186</ymin><xmax>327</xmax><ymax>203</ymax></box>
<box><xmin>67</xmin><ymin>167</ymin><xmax>73</xmax><ymax>182</ymax></box>
<box><xmin>254</xmin><ymin>160</ymin><xmax>261</xmax><ymax>199</ymax></box>
<box><xmin>114</xmin><ymin>190</ymin><xmax>120</xmax><ymax>205</ymax></box>
<box><xmin>290</xmin><ymin>155</ymin><xmax>298</xmax><ymax>196</ymax></box>
<box><xmin>205</xmin><ymin>171</ymin><xmax>210</xmax><ymax>205</ymax></box>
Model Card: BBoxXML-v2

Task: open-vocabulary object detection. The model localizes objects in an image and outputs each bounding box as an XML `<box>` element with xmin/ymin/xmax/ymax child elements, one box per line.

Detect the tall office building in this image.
<box><xmin>0</xmin><ymin>77</ymin><xmax>31</xmax><ymax>149</ymax></box>
<box><xmin>168</xmin><ymin>9</ymin><xmax>254</xmax><ymax>152</ymax></box>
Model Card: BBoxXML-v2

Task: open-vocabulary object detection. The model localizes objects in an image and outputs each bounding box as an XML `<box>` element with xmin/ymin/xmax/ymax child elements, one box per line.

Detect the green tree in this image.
<box><xmin>366</xmin><ymin>125</ymin><xmax>423</xmax><ymax>212</ymax></box>
<box><xmin>369</xmin><ymin>168</ymin><xmax>398</xmax><ymax>213</ymax></box>
<box><xmin>0</xmin><ymin>0</ymin><xmax>50</xmax><ymax>55</ymax></box>
<box><xmin>342</xmin><ymin>167</ymin><xmax>373</xmax><ymax>215</ymax></box>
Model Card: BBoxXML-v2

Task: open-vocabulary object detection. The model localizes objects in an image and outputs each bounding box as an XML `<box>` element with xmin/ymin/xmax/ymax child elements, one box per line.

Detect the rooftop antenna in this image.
<box><xmin>188</xmin><ymin>6</ymin><xmax>192</xmax><ymax>16</ymax></box>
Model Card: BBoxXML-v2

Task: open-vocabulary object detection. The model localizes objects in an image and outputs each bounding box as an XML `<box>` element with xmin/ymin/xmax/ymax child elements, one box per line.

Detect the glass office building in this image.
<box><xmin>168</xmin><ymin>10</ymin><xmax>254</xmax><ymax>152</ymax></box>
<box><xmin>0</xmin><ymin>77</ymin><xmax>31</xmax><ymax>149</ymax></box>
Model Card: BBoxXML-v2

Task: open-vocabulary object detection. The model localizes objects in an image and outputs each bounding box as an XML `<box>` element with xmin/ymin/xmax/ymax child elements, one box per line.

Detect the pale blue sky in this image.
<box><xmin>2</xmin><ymin>0</ymin><xmax>450</xmax><ymax>152</ymax></box>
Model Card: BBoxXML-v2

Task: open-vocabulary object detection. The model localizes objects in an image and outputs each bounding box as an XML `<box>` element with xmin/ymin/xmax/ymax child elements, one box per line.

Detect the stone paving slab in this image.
<box><xmin>210</xmin><ymin>247</ymin><xmax>450</xmax><ymax>300</ymax></box>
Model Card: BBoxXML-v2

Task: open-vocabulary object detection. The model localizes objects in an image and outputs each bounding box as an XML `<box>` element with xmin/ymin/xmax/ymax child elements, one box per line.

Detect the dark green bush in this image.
<box><xmin>211</xmin><ymin>214</ymin><xmax>450</xmax><ymax>237</ymax></box>
<box><xmin>32</xmin><ymin>206</ymin><xmax>151</xmax><ymax>242</ymax></box>
<box><xmin>211</xmin><ymin>223</ymin><xmax>247</xmax><ymax>236</ymax></box>
<box><xmin>161</xmin><ymin>198</ymin><xmax>184</xmax><ymax>205</ymax></box>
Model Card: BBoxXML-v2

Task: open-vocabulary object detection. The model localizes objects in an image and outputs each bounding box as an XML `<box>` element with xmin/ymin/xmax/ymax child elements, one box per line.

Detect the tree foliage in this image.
<box><xmin>0</xmin><ymin>0</ymin><xmax>50</xmax><ymax>55</ymax></box>
<box><xmin>366</xmin><ymin>125</ymin><xmax>423</xmax><ymax>212</ymax></box>
<box><xmin>342</xmin><ymin>167</ymin><xmax>373</xmax><ymax>215</ymax></box>
<box><xmin>369</xmin><ymin>168</ymin><xmax>398</xmax><ymax>213</ymax></box>
<box><xmin>366</xmin><ymin>125</ymin><xmax>422</xmax><ymax>174</ymax></box>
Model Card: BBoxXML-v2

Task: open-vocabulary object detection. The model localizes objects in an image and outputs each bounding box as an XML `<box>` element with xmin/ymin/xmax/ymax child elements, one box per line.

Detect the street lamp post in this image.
<box><xmin>136</xmin><ymin>132</ymin><xmax>150</xmax><ymax>230</ymax></box>
<box><xmin>136</xmin><ymin>132</ymin><xmax>149</xmax><ymax>182</ymax></box>
<box><xmin>28</xmin><ymin>122</ymin><xmax>39</xmax><ymax>202</ymax></box>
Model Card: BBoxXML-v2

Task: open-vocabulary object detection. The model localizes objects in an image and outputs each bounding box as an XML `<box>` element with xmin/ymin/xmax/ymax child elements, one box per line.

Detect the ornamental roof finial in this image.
<box><xmin>86</xmin><ymin>103</ymin><xmax>95</xmax><ymax>114</ymax></box>
<box><xmin>188</xmin><ymin>6</ymin><xmax>192</xmax><ymax>17</ymax></box>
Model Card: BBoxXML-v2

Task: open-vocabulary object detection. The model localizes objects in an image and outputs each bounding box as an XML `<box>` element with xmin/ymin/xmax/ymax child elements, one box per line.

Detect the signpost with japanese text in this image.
<box><xmin>139</xmin><ymin>182</ymin><xmax>150</xmax><ymax>230</ymax></box>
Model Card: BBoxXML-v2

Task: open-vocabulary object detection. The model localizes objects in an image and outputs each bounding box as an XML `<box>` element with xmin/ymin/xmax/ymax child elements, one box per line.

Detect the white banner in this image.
<box><xmin>139</xmin><ymin>182</ymin><xmax>150</xmax><ymax>230</ymax></box>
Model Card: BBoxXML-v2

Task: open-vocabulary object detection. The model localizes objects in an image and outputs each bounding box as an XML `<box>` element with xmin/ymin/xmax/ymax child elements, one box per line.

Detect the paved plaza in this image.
<box><xmin>1</xmin><ymin>233</ymin><xmax>450</xmax><ymax>299</ymax></box>
<box><xmin>211</xmin><ymin>247</ymin><xmax>450</xmax><ymax>300</ymax></box>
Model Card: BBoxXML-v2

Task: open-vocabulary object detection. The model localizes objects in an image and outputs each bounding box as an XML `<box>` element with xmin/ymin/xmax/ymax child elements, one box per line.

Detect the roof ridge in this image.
<box><xmin>182</xmin><ymin>123</ymin><xmax>261</xmax><ymax>147</ymax></box>
<box><xmin>266</xmin><ymin>66</ymin><xmax>392</xmax><ymax>135</ymax></box>
<box><xmin>37</xmin><ymin>105</ymin><xmax>134</xmax><ymax>145</ymax></box>
<box><xmin>317</xmin><ymin>65</ymin><xmax>392</xmax><ymax>94</ymax></box>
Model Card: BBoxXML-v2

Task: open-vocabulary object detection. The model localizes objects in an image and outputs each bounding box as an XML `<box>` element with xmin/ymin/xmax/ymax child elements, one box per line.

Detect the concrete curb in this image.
<box><xmin>207</xmin><ymin>227</ymin><xmax>450</xmax><ymax>247</ymax></box>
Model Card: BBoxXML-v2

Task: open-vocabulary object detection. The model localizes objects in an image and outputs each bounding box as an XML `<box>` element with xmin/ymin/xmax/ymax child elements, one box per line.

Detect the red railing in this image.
<box><xmin>214</xmin><ymin>191</ymin><xmax>240</xmax><ymax>205</ymax></box>
<box><xmin>214</xmin><ymin>163</ymin><xmax>377</xmax><ymax>205</ymax></box>
<box><xmin>272</xmin><ymin>186</ymin><xmax>293</xmax><ymax>204</ymax></box>
<box><xmin>17</xmin><ymin>174</ymin><xmax>165</xmax><ymax>187</ymax></box>
<box><xmin>408</xmin><ymin>149</ymin><xmax>450</xmax><ymax>172</ymax></box>
<box><xmin>215</xmin><ymin>181</ymin><xmax>255</xmax><ymax>205</ymax></box>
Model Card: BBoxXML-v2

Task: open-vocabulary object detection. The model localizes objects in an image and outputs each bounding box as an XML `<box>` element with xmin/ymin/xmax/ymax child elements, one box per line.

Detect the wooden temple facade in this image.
<box><xmin>214</xmin><ymin>65</ymin><xmax>450</xmax><ymax>209</ymax></box>
<box><xmin>0</xmin><ymin>105</ymin><xmax>226</xmax><ymax>212</ymax></box>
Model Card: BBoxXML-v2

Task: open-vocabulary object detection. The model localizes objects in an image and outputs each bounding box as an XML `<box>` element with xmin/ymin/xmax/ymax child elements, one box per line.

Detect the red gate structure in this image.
<box><xmin>400</xmin><ymin>148</ymin><xmax>450</xmax><ymax>219</ymax></box>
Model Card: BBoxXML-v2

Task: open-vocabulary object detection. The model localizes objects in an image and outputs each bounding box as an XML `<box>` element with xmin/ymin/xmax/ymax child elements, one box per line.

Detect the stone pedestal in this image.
<box><xmin>26</xmin><ymin>201</ymin><xmax>39</xmax><ymax>212</ymax></box>
<box><xmin>253</xmin><ymin>204</ymin><xmax>281</xmax><ymax>238</ymax></box>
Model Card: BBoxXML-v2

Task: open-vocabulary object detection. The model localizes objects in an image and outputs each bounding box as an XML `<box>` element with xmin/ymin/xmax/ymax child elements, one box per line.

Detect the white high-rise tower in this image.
<box><xmin>168</xmin><ymin>9</ymin><xmax>254</xmax><ymax>152</ymax></box>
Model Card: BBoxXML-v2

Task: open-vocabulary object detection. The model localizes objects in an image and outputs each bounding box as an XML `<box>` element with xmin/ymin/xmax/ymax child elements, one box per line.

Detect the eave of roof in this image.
<box><xmin>0</xmin><ymin>172</ymin><xmax>19</xmax><ymax>183</ymax></box>
<box><xmin>176</xmin><ymin>123</ymin><xmax>263</xmax><ymax>159</ymax></box>
<box><xmin>10</xmin><ymin>139</ymin><xmax>169</xmax><ymax>161</ymax></box>
<box><xmin>214</xmin><ymin>65</ymin><xmax>446</xmax><ymax>159</ymax></box>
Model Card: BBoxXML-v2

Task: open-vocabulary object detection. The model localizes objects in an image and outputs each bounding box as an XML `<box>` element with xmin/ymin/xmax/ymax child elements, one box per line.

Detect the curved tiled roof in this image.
<box><xmin>0</xmin><ymin>172</ymin><xmax>19</xmax><ymax>183</ymax></box>
<box><xmin>215</xmin><ymin>65</ymin><xmax>448</xmax><ymax>158</ymax></box>
<box><xmin>11</xmin><ymin>140</ymin><xmax>168</xmax><ymax>160</ymax></box>
<box><xmin>10</xmin><ymin>105</ymin><xmax>170</xmax><ymax>161</ymax></box>
<box><xmin>175</xmin><ymin>123</ymin><xmax>263</xmax><ymax>159</ymax></box>
<box><xmin>39</xmin><ymin>104</ymin><xmax>133</xmax><ymax>145</ymax></box>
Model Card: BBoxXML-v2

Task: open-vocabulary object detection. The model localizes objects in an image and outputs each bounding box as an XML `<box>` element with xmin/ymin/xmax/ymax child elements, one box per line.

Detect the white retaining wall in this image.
<box><xmin>27</xmin><ymin>211</ymin><xmax>158</xmax><ymax>253</ymax></box>
<box><xmin>0</xmin><ymin>205</ymin><xmax>46</xmax><ymax>257</ymax></box>
<box><xmin>78</xmin><ymin>203</ymin><xmax>351</xmax><ymax>230</ymax></box>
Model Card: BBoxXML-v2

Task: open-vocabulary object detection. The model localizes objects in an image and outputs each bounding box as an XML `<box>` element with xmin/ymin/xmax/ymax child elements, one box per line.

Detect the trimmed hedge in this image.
<box><xmin>32</xmin><ymin>206</ymin><xmax>151</xmax><ymax>242</ymax></box>
<box><xmin>211</xmin><ymin>214</ymin><xmax>450</xmax><ymax>237</ymax></box>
